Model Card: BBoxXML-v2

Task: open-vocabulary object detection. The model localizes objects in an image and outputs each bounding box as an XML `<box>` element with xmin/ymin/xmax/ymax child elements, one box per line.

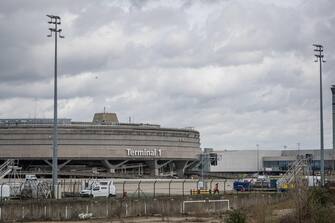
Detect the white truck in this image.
<box><xmin>0</xmin><ymin>184</ymin><xmax>10</xmax><ymax>200</ymax></box>
<box><xmin>80</xmin><ymin>179</ymin><xmax>116</xmax><ymax>198</ymax></box>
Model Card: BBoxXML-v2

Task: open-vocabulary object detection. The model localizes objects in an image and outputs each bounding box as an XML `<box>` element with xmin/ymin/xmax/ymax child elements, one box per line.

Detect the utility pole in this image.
<box><xmin>313</xmin><ymin>44</ymin><xmax>326</xmax><ymax>187</ymax></box>
<box><xmin>47</xmin><ymin>15</ymin><xmax>64</xmax><ymax>198</ymax></box>
<box><xmin>256</xmin><ymin>144</ymin><xmax>259</xmax><ymax>175</ymax></box>
<box><xmin>201</xmin><ymin>151</ymin><xmax>204</xmax><ymax>186</ymax></box>
<box><xmin>331</xmin><ymin>85</ymin><xmax>335</xmax><ymax>174</ymax></box>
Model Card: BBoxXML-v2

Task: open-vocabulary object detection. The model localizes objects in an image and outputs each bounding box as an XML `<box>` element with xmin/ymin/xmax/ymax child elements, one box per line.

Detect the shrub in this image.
<box><xmin>291</xmin><ymin>187</ymin><xmax>335</xmax><ymax>223</ymax></box>
<box><xmin>226</xmin><ymin>209</ymin><xmax>246</xmax><ymax>223</ymax></box>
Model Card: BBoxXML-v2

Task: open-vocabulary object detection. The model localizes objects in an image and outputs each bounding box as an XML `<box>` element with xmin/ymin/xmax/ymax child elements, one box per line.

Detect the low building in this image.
<box><xmin>208</xmin><ymin>149</ymin><xmax>335</xmax><ymax>174</ymax></box>
<box><xmin>209</xmin><ymin>150</ymin><xmax>281</xmax><ymax>173</ymax></box>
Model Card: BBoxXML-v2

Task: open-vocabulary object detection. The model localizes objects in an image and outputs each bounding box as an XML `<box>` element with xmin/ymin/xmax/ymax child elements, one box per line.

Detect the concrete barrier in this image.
<box><xmin>0</xmin><ymin>196</ymin><xmax>229</xmax><ymax>221</ymax></box>
<box><xmin>0</xmin><ymin>193</ymin><xmax>286</xmax><ymax>221</ymax></box>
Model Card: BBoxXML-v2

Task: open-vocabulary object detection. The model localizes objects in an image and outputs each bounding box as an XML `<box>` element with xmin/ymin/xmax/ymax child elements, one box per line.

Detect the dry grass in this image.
<box><xmin>23</xmin><ymin>216</ymin><xmax>225</xmax><ymax>223</ymax></box>
<box><xmin>277</xmin><ymin>184</ymin><xmax>335</xmax><ymax>223</ymax></box>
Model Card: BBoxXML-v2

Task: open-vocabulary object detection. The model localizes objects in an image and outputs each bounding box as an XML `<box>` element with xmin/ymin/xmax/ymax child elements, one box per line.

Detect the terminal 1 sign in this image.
<box><xmin>126</xmin><ymin>148</ymin><xmax>162</xmax><ymax>157</ymax></box>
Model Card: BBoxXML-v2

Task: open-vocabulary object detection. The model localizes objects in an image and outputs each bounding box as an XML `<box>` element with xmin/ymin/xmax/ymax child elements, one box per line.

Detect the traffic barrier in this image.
<box><xmin>190</xmin><ymin>189</ymin><xmax>212</xmax><ymax>195</ymax></box>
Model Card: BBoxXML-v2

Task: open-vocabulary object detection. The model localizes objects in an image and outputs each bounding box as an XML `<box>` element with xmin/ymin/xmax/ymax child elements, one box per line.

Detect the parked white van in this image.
<box><xmin>0</xmin><ymin>184</ymin><xmax>10</xmax><ymax>200</ymax></box>
<box><xmin>80</xmin><ymin>179</ymin><xmax>116</xmax><ymax>197</ymax></box>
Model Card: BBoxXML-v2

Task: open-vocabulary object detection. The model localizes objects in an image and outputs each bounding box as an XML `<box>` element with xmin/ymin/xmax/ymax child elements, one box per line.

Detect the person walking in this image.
<box><xmin>213</xmin><ymin>183</ymin><xmax>219</xmax><ymax>194</ymax></box>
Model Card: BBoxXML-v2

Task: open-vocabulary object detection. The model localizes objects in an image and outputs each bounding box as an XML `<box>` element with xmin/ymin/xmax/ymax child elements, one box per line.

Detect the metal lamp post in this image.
<box><xmin>313</xmin><ymin>44</ymin><xmax>325</xmax><ymax>187</ymax></box>
<box><xmin>47</xmin><ymin>15</ymin><xmax>64</xmax><ymax>198</ymax></box>
<box><xmin>331</xmin><ymin>85</ymin><xmax>335</xmax><ymax>173</ymax></box>
<box><xmin>256</xmin><ymin>144</ymin><xmax>259</xmax><ymax>175</ymax></box>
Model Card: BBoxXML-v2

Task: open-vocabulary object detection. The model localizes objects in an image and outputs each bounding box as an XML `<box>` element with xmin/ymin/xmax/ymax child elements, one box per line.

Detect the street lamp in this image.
<box><xmin>201</xmin><ymin>150</ymin><xmax>204</xmax><ymax>188</ymax></box>
<box><xmin>200</xmin><ymin>150</ymin><xmax>208</xmax><ymax>189</ymax></box>
<box><xmin>47</xmin><ymin>15</ymin><xmax>64</xmax><ymax>198</ymax></box>
<box><xmin>331</xmin><ymin>85</ymin><xmax>335</xmax><ymax>173</ymax></box>
<box><xmin>256</xmin><ymin>144</ymin><xmax>259</xmax><ymax>175</ymax></box>
<box><xmin>313</xmin><ymin>44</ymin><xmax>325</xmax><ymax>187</ymax></box>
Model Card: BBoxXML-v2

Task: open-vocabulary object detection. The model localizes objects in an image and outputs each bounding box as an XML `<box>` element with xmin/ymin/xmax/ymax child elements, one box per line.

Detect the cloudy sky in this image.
<box><xmin>0</xmin><ymin>0</ymin><xmax>334</xmax><ymax>150</ymax></box>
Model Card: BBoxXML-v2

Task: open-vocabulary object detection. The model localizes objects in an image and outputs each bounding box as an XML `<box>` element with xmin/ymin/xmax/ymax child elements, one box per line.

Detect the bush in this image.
<box><xmin>291</xmin><ymin>187</ymin><xmax>335</xmax><ymax>223</ymax></box>
<box><xmin>226</xmin><ymin>209</ymin><xmax>246</xmax><ymax>223</ymax></box>
<box><xmin>307</xmin><ymin>188</ymin><xmax>334</xmax><ymax>223</ymax></box>
<box><xmin>308</xmin><ymin>187</ymin><xmax>330</xmax><ymax>207</ymax></box>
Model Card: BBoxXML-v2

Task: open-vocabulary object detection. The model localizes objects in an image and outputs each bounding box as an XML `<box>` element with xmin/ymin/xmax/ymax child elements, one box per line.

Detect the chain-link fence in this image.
<box><xmin>114</xmin><ymin>179</ymin><xmax>230</xmax><ymax>198</ymax></box>
<box><xmin>0</xmin><ymin>178</ymin><xmax>232</xmax><ymax>201</ymax></box>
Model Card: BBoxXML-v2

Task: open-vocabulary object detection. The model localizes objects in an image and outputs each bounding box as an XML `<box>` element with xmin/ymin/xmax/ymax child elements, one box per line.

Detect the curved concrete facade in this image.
<box><xmin>0</xmin><ymin>116</ymin><xmax>201</xmax><ymax>177</ymax></box>
<box><xmin>0</xmin><ymin>123</ymin><xmax>200</xmax><ymax>160</ymax></box>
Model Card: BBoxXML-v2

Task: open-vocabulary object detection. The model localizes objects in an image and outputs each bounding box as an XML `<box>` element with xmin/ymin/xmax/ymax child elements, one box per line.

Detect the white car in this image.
<box><xmin>80</xmin><ymin>179</ymin><xmax>116</xmax><ymax>198</ymax></box>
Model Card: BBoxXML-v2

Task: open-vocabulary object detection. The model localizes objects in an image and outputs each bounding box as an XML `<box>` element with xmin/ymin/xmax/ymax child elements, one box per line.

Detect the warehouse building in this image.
<box><xmin>207</xmin><ymin>149</ymin><xmax>335</xmax><ymax>174</ymax></box>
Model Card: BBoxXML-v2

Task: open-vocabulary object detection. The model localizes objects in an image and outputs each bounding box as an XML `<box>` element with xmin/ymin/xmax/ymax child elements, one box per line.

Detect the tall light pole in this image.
<box><xmin>256</xmin><ymin>144</ymin><xmax>259</xmax><ymax>175</ymax></box>
<box><xmin>47</xmin><ymin>15</ymin><xmax>64</xmax><ymax>198</ymax></box>
<box><xmin>331</xmin><ymin>85</ymin><xmax>335</xmax><ymax>173</ymax></box>
<box><xmin>201</xmin><ymin>150</ymin><xmax>204</xmax><ymax>187</ymax></box>
<box><xmin>313</xmin><ymin>44</ymin><xmax>325</xmax><ymax>187</ymax></box>
<box><xmin>200</xmin><ymin>150</ymin><xmax>208</xmax><ymax>188</ymax></box>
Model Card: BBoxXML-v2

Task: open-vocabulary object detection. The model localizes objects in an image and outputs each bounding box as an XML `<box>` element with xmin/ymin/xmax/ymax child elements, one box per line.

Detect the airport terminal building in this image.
<box><xmin>1</xmin><ymin>112</ymin><xmax>335</xmax><ymax>178</ymax></box>
<box><xmin>208</xmin><ymin>149</ymin><xmax>335</xmax><ymax>174</ymax></box>
<box><xmin>0</xmin><ymin>113</ymin><xmax>201</xmax><ymax>178</ymax></box>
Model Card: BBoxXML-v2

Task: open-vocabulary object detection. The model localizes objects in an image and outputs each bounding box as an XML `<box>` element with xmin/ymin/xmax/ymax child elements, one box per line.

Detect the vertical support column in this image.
<box><xmin>154</xmin><ymin>160</ymin><xmax>159</xmax><ymax>176</ymax></box>
<box><xmin>174</xmin><ymin>161</ymin><xmax>188</xmax><ymax>178</ymax></box>
<box><xmin>146</xmin><ymin>160</ymin><xmax>159</xmax><ymax>176</ymax></box>
<box><xmin>101</xmin><ymin>160</ymin><xmax>128</xmax><ymax>173</ymax></box>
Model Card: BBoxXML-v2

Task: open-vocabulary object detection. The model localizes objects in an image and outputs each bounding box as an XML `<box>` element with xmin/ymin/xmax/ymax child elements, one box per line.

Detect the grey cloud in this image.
<box><xmin>0</xmin><ymin>0</ymin><xmax>335</xmax><ymax>150</ymax></box>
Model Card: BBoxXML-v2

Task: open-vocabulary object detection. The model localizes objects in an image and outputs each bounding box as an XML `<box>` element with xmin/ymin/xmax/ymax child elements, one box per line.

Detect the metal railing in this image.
<box><xmin>0</xmin><ymin>160</ymin><xmax>16</xmax><ymax>179</ymax></box>
<box><xmin>277</xmin><ymin>158</ymin><xmax>308</xmax><ymax>188</ymax></box>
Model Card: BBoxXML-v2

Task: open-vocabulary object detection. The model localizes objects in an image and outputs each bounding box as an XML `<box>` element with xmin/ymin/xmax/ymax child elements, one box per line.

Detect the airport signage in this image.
<box><xmin>126</xmin><ymin>148</ymin><xmax>162</xmax><ymax>157</ymax></box>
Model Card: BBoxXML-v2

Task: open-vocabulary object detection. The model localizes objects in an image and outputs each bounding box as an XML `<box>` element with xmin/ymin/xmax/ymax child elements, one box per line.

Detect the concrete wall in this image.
<box><xmin>0</xmin><ymin>197</ymin><xmax>229</xmax><ymax>221</ymax></box>
<box><xmin>0</xmin><ymin>193</ymin><xmax>286</xmax><ymax>222</ymax></box>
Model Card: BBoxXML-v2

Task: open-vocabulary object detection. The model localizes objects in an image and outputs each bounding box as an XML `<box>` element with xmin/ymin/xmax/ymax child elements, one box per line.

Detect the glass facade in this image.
<box><xmin>264</xmin><ymin>160</ymin><xmax>335</xmax><ymax>172</ymax></box>
<box><xmin>264</xmin><ymin>161</ymin><xmax>293</xmax><ymax>171</ymax></box>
